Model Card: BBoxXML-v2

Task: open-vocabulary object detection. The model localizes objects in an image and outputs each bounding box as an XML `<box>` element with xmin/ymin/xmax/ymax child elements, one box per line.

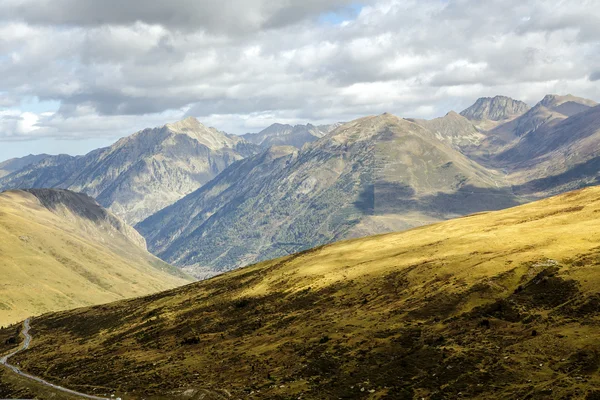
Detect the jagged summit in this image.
<box><xmin>536</xmin><ymin>94</ymin><xmax>598</xmax><ymax>117</ymax></box>
<box><xmin>540</xmin><ymin>94</ymin><xmax>598</xmax><ymax>108</ymax></box>
<box><xmin>165</xmin><ymin>115</ymin><xmax>203</xmax><ymax>131</ymax></box>
<box><xmin>163</xmin><ymin>116</ymin><xmax>243</xmax><ymax>151</ymax></box>
<box><xmin>460</xmin><ymin>95</ymin><xmax>530</xmax><ymax>121</ymax></box>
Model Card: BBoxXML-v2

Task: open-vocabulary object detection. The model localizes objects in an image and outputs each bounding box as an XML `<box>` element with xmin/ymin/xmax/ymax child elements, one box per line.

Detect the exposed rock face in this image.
<box><xmin>0</xmin><ymin>154</ymin><xmax>49</xmax><ymax>178</ymax></box>
<box><xmin>138</xmin><ymin>114</ymin><xmax>517</xmax><ymax>276</ymax></box>
<box><xmin>460</xmin><ymin>95</ymin><xmax>530</xmax><ymax>121</ymax></box>
<box><xmin>0</xmin><ymin>117</ymin><xmax>260</xmax><ymax>224</ymax></box>
<box><xmin>242</xmin><ymin>123</ymin><xmax>339</xmax><ymax>149</ymax></box>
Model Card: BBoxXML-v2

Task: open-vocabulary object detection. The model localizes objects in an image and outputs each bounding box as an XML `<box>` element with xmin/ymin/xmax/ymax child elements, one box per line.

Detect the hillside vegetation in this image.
<box><xmin>0</xmin><ymin>189</ymin><xmax>190</xmax><ymax>326</ymax></box>
<box><xmin>4</xmin><ymin>187</ymin><xmax>600</xmax><ymax>399</ymax></box>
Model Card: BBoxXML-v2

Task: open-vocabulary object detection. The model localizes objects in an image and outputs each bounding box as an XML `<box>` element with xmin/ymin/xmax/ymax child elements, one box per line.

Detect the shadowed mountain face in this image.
<box><xmin>0</xmin><ymin>154</ymin><xmax>49</xmax><ymax>178</ymax></box>
<box><xmin>242</xmin><ymin>123</ymin><xmax>340</xmax><ymax>149</ymax></box>
<box><xmin>7</xmin><ymin>187</ymin><xmax>600</xmax><ymax>399</ymax></box>
<box><xmin>0</xmin><ymin>117</ymin><xmax>260</xmax><ymax>224</ymax></box>
<box><xmin>484</xmin><ymin>94</ymin><xmax>597</xmax><ymax>146</ymax></box>
<box><xmin>494</xmin><ymin>104</ymin><xmax>600</xmax><ymax>194</ymax></box>
<box><xmin>137</xmin><ymin>114</ymin><xmax>518</xmax><ymax>276</ymax></box>
<box><xmin>0</xmin><ymin>189</ymin><xmax>190</xmax><ymax>325</ymax></box>
<box><xmin>453</xmin><ymin>94</ymin><xmax>600</xmax><ymax>199</ymax></box>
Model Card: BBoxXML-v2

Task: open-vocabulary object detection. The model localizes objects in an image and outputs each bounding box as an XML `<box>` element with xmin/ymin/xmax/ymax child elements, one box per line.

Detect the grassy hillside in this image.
<box><xmin>4</xmin><ymin>187</ymin><xmax>600</xmax><ymax>399</ymax></box>
<box><xmin>0</xmin><ymin>189</ymin><xmax>191</xmax><ymax>326</ymax></box>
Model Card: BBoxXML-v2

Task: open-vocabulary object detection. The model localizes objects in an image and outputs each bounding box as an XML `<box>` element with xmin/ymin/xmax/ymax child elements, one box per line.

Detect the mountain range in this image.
<box><xmin>138</xmin><ymin>113</ymin><xmax>518</xmax><ymax>276</ymax></box>
<box><xmin>0</xmin><ymin>188</ymin><xmax>190</xmax><ymax>325</ymax></box>
<box><xmin>1</xmin><ymin>93</ymin><xmax>599</xmax><ymax>277</ymax></box>
<box><xmin>0</xmin><ymin>154</ymin><xmax>49</xmax><ymax>178</ymax></box>
<box><xmin>0</xmin><ymin>118</ymin><xmax>260</xmax><ymax>224</ymax></box>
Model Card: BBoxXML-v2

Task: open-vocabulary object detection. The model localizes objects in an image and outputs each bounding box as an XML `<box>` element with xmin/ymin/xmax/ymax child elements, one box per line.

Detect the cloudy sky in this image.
<box><xmin>1</xmin><ymin>0</ymin><xmax>599</xmax><ymax>161</ymax></box>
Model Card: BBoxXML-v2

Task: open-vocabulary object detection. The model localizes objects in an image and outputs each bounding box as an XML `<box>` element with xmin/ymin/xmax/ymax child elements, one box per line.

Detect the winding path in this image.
<box><xmin>0</xmin><ymin>318</ymin><xmax>110</xmax><ymax>400</ymax></box>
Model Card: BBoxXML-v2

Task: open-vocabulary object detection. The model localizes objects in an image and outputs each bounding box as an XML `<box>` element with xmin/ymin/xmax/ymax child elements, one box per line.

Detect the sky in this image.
<box><xmin>1</xmin><ymin>0</ymin><xmax>600</xmax><ymax>161</ymax></box>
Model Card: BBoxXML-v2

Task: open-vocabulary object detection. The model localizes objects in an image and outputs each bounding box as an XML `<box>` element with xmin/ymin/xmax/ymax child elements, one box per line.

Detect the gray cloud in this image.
<box><xmin>0</xmin><ymin>0</ymin><xmax>599</xmax><ymax>141</ymax></box>
<box><xmin>0</xmin><ymin>0</ymin><xmax>360</xmax><ymax>34</ymax></box>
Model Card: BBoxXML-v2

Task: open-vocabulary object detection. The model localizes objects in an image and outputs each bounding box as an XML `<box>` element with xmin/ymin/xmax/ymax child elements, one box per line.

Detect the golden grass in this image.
<box><xmin>4</xmin><ymin>187</ymin><xmax>600</xmax><ymax>399</ymax></box>
<box><xmin>0</xmin><ymin>190</ymin><xmax>190</xmax><ymax>326</ymax></box>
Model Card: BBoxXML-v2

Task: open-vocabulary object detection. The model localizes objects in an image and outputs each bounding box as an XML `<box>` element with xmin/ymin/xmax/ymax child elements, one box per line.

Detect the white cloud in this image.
<box><xmin>0</xmin><ymin>0</ymin><xmax>599</xmax><ymax>142</ymax></box>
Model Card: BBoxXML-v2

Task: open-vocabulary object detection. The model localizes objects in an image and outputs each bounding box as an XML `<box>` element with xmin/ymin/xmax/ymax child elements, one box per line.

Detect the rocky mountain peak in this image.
<box><xmin>164</xmin><ymin>116</ymin><xmax>241</xmax><ymax>151</ymax></box>
<box><xmin>539</xmin><ymin>94</ymin><xmax>598</xmax><ymax>109</ymax></box>
<box><xmin>166</xmin><ymin>116</ymin><xmax>203</xmax><ymax>132</ymax></box>
<box><xmin>460</xmin><ymin>95</ymin><xmax>530</xmax><ymax>121</ymax></box>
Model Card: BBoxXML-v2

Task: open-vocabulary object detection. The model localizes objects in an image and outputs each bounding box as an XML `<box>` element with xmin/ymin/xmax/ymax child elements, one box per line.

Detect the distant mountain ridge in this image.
<box><xmin>0</xmin><ymin>117</ymin><xmax>261</xmax><ymax>224</ymax></box>
<box><xmin>410</xmin><ymin>111</ymin><xmax>485</xmax><ymax>150</ymax></box>
<box><xmin>0</xmin><ymin>154</ymin><xmax>49</xmax><ymax>178</ymax></box>
<box><xmin>1</xmin><ymin>93</ymin><xmax>599</xmax><ymax>278</ymax></box>
<box><xmin>458</xmin><ymin>93</ymin><xmax>600</xmax><ymax>198</ymax></box>
<box><xmin>138</xmin><ymin>113</ymin><xmax>518</xmax><ymax>276</ymax></box>
<box><xmin>242</xmin><ymin>123</ymin><xmax>340</xmax><ymax>149</ymax></box>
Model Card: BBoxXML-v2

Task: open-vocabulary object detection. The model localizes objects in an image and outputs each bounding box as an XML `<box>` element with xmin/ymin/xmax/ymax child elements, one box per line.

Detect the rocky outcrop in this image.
<box><xmin>460</xmin><ymin>95</ymin><xmax>530</xmax><ymax>121</ymax></box>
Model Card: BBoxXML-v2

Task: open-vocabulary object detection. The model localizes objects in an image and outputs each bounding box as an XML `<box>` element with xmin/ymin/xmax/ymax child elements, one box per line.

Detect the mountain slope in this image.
<box><xmin>460</xmin><ymin>95</ymin><xmax>530</xmax><ymax>123</ymax></box>
<box><xmin>6</xmin><ymin>187</ymin><xmax>600</xmax><ymax>399</ymax></box>
<box><xmin>410</xmin><ymin>111</ymin><xmax>485</xmax><ymax>150</ymax></box>
<box><xmin>242</xmin><ymin>123</ymin><xmax>338</xmax><ymax>149</ymax></box>
<box><xmin>470</xmin><ymin>94</ymin><xmax>598</xmax><ymax>154</ymax></box>
<box><xmin>0</xmin><ymin>154</ymin><xmax>49</xmax><ymax>178</ymax></box>
<box><xmin>138</xmin><ymin>113</ymin><xmax>518</xmax><ymax>275</ymax></box>
<box><xmin>496</xmin><ymin>104</ymin><xmax>600</xmax><ymax>195</ymax></box>
<box><xmin>0</xmin><ymin>189</ymin><xmax>190</xmax><ymax>325</ymax></box>
<box><xmin>0</xmin><ymin>117</ymin><xmax>259</xmax><ymax>224</ymax></box>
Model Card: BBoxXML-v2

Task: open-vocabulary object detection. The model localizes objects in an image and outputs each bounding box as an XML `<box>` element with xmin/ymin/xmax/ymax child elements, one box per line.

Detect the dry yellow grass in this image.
<box><xmin>0</xmin><ymin>190</ymin><xmax>190</xmax><ymax>326</ymax></box>
<box><xmin>3</xmin><ymin>187</ymin><xmax>600</xmax><ymax>399</ymax></box>
<box><xmin>236</xmin><ymin>186</ymin><xmax>599</xmax><ymax>299</ymax></box>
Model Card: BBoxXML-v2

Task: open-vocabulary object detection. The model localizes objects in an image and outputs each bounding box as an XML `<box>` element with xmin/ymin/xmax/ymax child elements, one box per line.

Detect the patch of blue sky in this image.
<box><xmin>319</xmin><ymin>3</ymin><xmax>364</xmax><ymax>25</ymax></box>
<box><xmin>20</xmin><ymin>97</ymin><xmax>61</xmax><ymax>114</ymax></box>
